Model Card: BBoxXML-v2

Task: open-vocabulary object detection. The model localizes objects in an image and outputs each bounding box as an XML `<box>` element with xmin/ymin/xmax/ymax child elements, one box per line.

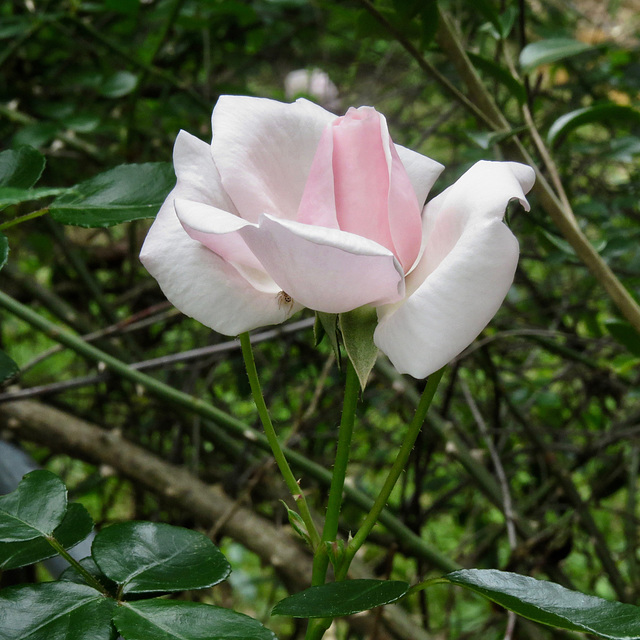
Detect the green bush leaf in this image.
<box><xmin>605</xmin><ymin>320</ymin><xmax>640</xmax><ymax>357</ymax></box>
<box><xmin>0</xmin><ymin>146</ymin><xmax>45</xmax><ymax>189</ymax></box>
<box><xmin>272</xmin><ymin>579</ymin><xmax>410</xmax><ymax>618</ymax></box>
<box><xmin>547</xmin><ymin>105</ymin><xmax>640</xmax><ymax>146</ymax></box>
<box><xmin>519</xmin><ymin>38</ymin><xmax>594</xmax><ymax>72</ymax></box>
<box><xmin>444</xmin><ymin>569</ymin><xmax>640</xmax><ymax>639</ymax></box>
<box><xmin>468</xmin><ymin>53</ymin><xmax>527</xmax><ymax>104</ymax></box>
<box><xmin>0</xmin><ymin>470</ymin><xmax>67</xmax><ymax>542</ymax></box>
<box><xmin>50</xmin><ymin>162</ymin><xmax>174</xmax><ymax>227</ymax></box>
<box><xmin>0</xmin><ymin>348</ymin><xmax>18</xmax><ymax>384</ymax></box>
<box><xmin>60</xmin><ymin>556</ymin><xmax>118</xmax><ymax>593</ymax></box>
<box><xmin>0</xmin><ymin>502</ymin><xmax>94</xmax><ymax>570</ymax></box>
<box><xmin>0</xmin><ymin>186</ymin><xmax>68</xmax><ymax>210</ymax></box>
<box><xmin>113</xmin><ymin>600</ymin><xmax>276</xmax><ymax>640</ymax></box>
<box><xmin>0</xmin><ymin>581</ymin><xmax>116</xmax><ymax>640</ymax></box>
<box><xmin>99</xmin><ymin>71</ymin><xmax>139</xmax><ymax>98</ymax></box>
<box><xmin>92</xmin><ymin>521</ymin><xmax>230</xmax><ymax>594</ymax></box>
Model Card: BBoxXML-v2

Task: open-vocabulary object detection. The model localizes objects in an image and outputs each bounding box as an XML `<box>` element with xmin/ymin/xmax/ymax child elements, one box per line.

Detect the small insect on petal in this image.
<box><xmin>277</xmin><ymin>290</ymin><xmax>294</xmax><ymax>311</ymax></box>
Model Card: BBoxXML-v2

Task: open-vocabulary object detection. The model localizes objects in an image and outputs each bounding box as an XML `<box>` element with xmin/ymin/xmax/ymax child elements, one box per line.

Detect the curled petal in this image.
<box><xmin>374</xmin><ymin>219</ymin><xmax>519</xmax><ymax>378</ymax></box>
<box><xmin>140</xmin><ymin>135</ymin><xmax>295</xmax><ymax>336</ymax></box>
<box><xmin>241</xmin><ymin>215</ymin><xmax>406</xmax><ymax>313</ymax></box>
<box><xmin>211</xmin><ymin>96</ymin><xmax>335</xmax><ymax>223</ymax></box>
<box><xmin>394</xmin><ymin>144</ymin><xmax>444</xmax><ymax>208</ymax></box>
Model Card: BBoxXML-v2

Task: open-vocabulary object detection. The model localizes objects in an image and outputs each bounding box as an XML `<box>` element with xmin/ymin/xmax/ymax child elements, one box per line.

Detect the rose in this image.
<box><xmin>140</xmin><ymin>96</ymin><xmax>534</xmax><ymax>378</ymax></box>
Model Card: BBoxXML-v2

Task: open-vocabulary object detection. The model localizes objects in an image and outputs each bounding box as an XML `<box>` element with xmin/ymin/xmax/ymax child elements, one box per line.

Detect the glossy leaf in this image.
<box><xmin>0</xmin><ymin>146</ymin><xmax>45</xmax><ymax>189</ymax></box>
<box><xmin>0</xmin><ymin>502</ymin><xmax>93</xmax><ymax>570</ymax></box>
<box><xmin>272</xmin><ymin>579</ymin><xmax>410</xmax><ymax>618</ymax></box>
<box><xmin>339</xmin><ymin>307</ymin><xmax>379</xmax><ymax>390</ymax></box>
<box><xmin>0</xmin><ymin>186</ymin><xmax>68</xmax><ymax>210</ymax></box>
<box><xmin>92</xmin><ymin>521</ymin><xmax>230</xmax><ymax>594</ymax></box>
<box><xmin>50</xmin><ymin>162</ymin><xmax>175</xmax><ymax>227</ymax></box>
<box><xmin>0</xmin><ymin>469</ymin><xmax>67</xmax><ymax>542</ymax></box>
<box><xmin>113</xmin><ymin>600</ymin><xmax>276</xmax><ymax>640</ymax></box>
<box><xmin>444</xmin><ymin>569</ymin><xmax>640</xmax><ymax>639</ymax></box>
<box><xmin>0</xmin><ymin>581</ymin><xmax>117</xmax><ymax>640</ymax></box>
<box><xmin>520</xmin><ymin>38</ymin><xmax>594</xmax><ymax>72</ymax></box>
<box><xmin>60</xmin><ymin>556</ymin><xmax>118</xmax><ymax>594</ymax></box>
<box><xmin>547</xmin><ymin>105</ymin><xmax>640</xmax><ymax>146</ymax></box>
<box><xmin>0</xmin><ymin>349</ymin><xmax>18</xmax><ymax>384</ymax></box>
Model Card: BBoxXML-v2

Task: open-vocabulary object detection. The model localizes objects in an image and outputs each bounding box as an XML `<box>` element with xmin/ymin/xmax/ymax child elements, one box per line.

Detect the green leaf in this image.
<box><xmin>0</xmin><ymin>146</ymin><xmax>45</xmax><ymax>189</ymax></box>
<box><xmin>0</xmin><ymin>470</ymin><xmax>67</xmax><ymax>542</ymax></box>
<box><xmin>444</xmin><ymin>569</ymin><xmax>640</xmax><ymax>639</ymax></box>
<box><xmin>468</xmin><ymin>53</ymin><xmax>527</xmax><ymax>104</ymax></box>
<box><xmin>0</xmin><ymin>186</ymin><xmax>68</xmax><ymax>210</ymax></box>
<box><xmin>113</xmin><ymin>600</ymin><xmax>276</xmax><ymax>640</ymax></box>
<box><xmin>605</xmin><ymin>320</ymin><xmax>640</xmax><ymax>357</ymax></box>
<box><xmin>0</xmin><ymin>581</ymin><xmax>117</xmax><ymax>640</ymax></box>
<box><xmin>60</xmin><ymin>556</ymin><xmax>118</xmax><ymax>594</ymax></box>
<box><xmin>0</xmin><ymin>502</ymin><xmax>94</xmax><ymax>570</ymax></box>
<box><xmin>520</xmin><ymin>38</ymin><xmax>594</xmax><ymax>73</ymax></box>
<box><xmin>339</xmin><ymin>307</ymin><xmax>379</xmax><ymax>390</ymax></box>
<box><xmin>0</xmin><ymin>349</ymin><xmax>18</xmax><ymax>384</ymax></box>
<box><xmin>272</xmin><ymin>579</ymin><xmax>410</xmax><ymax>618</ymax></box>
<box><xmin>99</xmin><ymin>71</ymin><xmax>139</xmax><ymax>98</ymax></box>
<box><xmin>50</xmin><ymin>163</ymin><xmax>175</xmax><ymax>227</ymax></box>
<box><xmin>280</xmin><ymin>500</ymin><xmax>311</xmax><ymax>545</ymax></box>
<box><xmin>547</xmin><ymin>105</ymin><xmax>640</xmax><ymax>146</ymax></box>
<box><xmin>92</xmin><ymin>521</ymin><xmax>230</xmax><ymax>594</ymax></box>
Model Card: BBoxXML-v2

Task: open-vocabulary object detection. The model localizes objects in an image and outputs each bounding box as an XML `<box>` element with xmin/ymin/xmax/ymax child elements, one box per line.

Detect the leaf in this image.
<box><xmin>605</xmin><ymin>320</ymin><xmax>640</xmax><ymax>357</ymax></box>
<box><xmin>0</xmin><ymin>186</ymin><xmax>68</xmax><ymax>210</ymax></box>
<box><xmin>99</xmin><ymin>71</ymin><xmax>139</xmax><ymax>98</ymax></box>
<box><xmin>0</xmin><ymin>502</ymin><xmax>94</xmax><ymax>570</ymax></box>
<box><xmin>339</xmin><ymin>307</ymin><xmax>379</xmax><ymax>390</ymax></box>
<box><xmin>547</xmin><ymin>105</ymin><xmax>640</xmax><ymax>146</ymax></box>
<box><xmin>0</xmin><ymin>581</ymin><xmax>116</xmax><ymax>640</ymax></box>
<box><xmin>444</xmin><ymin>569</ymin><xmax>640</xmax><ymax>639</ymax></box>
<box><xmin>60</xmin><ymin>556</ymin><xmax>118</xmax><ymax>594</ymax></box>
<box><xmin>50</xmin><ymin>163</ymin><xmax>175</xmax><ymax>227</ymax></box>
<box><xmin>520</xmin><ymin>38</ymin><xmax>594</xmax><ymax>73</ymax></box>
<box><xmin>0</xmin><ymin>349</ymin><xmax>18</xmax><ymax>384</ymax></box>
<box><xmin>0</xmin><ymin>146</ymin><xmax>45</xmax><ymax>189</ymax></box>
<box><xmin>272</xmin><ymin>579</ymin><xmax>410</xmax><ymax>618</ymax></box>
<box><xmin>113</xmin><ymin>600</ymin><xmax>276</xmax><ymax>640</ymax></box>
<box><xmin>92</xmin><ymin>521</ymin><xmax>230</xmax><ymax>594</ymax></box>
<box><xmin>468</xmin><ymin>53</ymin><xmax>527</xmax><ymax>104</ymax></box>
<box><xmin>0</xmin><ymin>470</ymin><xmax>67</xmax><ymax>542</ymax></box>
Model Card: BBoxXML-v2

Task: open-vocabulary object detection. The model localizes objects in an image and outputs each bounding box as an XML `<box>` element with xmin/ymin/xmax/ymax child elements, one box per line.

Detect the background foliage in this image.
<box><xmin>1</xmin><ymin>0</ymin><xmax>639</xmax><ymax>638</ymax></box>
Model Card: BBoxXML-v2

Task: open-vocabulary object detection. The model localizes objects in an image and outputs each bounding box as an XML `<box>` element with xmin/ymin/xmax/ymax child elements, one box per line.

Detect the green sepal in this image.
<box><xmin>315</xmin><ymin>311</ymin><xmax>341</xmax><ymax>365</ymax></box>
<box><xmin>338</xmin><ymin>307</ymin><xmax>378</xmax><ymax>391</ymax></box>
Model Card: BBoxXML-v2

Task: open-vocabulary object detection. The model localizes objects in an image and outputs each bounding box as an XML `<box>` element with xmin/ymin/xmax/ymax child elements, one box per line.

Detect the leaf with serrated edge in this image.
<box><xmin>445</xmin><ymin>569</ymin><xmax>640</xmax><ymax>639</ymax></box>
<box><xmin>0</xmin><ymin>581</ymin><xmax>116</xmax><ymax>640</ymax></box>
<box><xmin>92</xmin><ymin>521</ymin><xmax>230</xmax><ymax>594</ymax></box>
<box><xmin>113</xmin><ymin>600</ymin><xmax>276</xmax><ymax>640</ymax></box>
<box><xmin>0</xmin><ymin>470</ymin><xmax>67</xmax><ymax>542</ymax></box>
<box><xmin>272</xmin><ymin>579</ymin><xmax>410</xmax><ymax>618</ymax></box>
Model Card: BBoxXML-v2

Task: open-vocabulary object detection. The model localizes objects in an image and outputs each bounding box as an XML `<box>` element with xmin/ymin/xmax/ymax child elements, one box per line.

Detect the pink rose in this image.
<box><xmin>141</xmin><ymin>96</ymin><xmax>534</xmax><ymax>378</ymax></box>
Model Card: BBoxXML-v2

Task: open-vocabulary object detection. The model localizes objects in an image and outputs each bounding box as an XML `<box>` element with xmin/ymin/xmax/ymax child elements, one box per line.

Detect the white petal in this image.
<box><xmin>395</xmin><ymin>144</ymin><xmax>444</xmax><ymax>206</ymax></box>
<box><xmin>241</xmin><ymin>214</ymin><xmax>406</xmax><ymax>313</ymax></box>
<box><xmin>374</xmin><ymin>219</ymin><xmax>519</xmax><ymax>378</ymax></box>
<box><xmin>140</xmin><ymin>138</ymin><xmax>297</xmax><ymax>335</ymax></box>
<box><xmin>211</xmin><ymin>96</ymin><xmax>336</xmax><ymax>222</ymax></box>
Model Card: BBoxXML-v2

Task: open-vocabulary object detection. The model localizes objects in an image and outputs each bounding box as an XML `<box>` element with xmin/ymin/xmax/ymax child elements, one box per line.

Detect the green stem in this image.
<box><xmin>336</xmin><ymin>367</ymin><xmax>446</xmax><ymax>580</ymax></box>
<box><xmin>239</xmin><ymin>332</ymin><xmax>320</xmax><ymax>550</ymax></box>
<box><xmin>311</xmin><ymin>359</ymin><xmax>359</xmax><ymax>586</ymax></box>
<box><xmin>46</xmin><ymin>535</ymin><xmax>109</xmax><ymax>596</ymax></box>
<box><xmin>0</xmin><ymin>208</ymin><xmax>49</xmax><ymax>231</ymax></box>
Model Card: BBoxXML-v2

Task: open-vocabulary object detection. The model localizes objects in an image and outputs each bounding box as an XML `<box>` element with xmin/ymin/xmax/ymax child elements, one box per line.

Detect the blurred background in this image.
<box><xmin>1</xmin><ymin>1</ymin><xmax>639</xmax><ymax>638</ymax></box>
